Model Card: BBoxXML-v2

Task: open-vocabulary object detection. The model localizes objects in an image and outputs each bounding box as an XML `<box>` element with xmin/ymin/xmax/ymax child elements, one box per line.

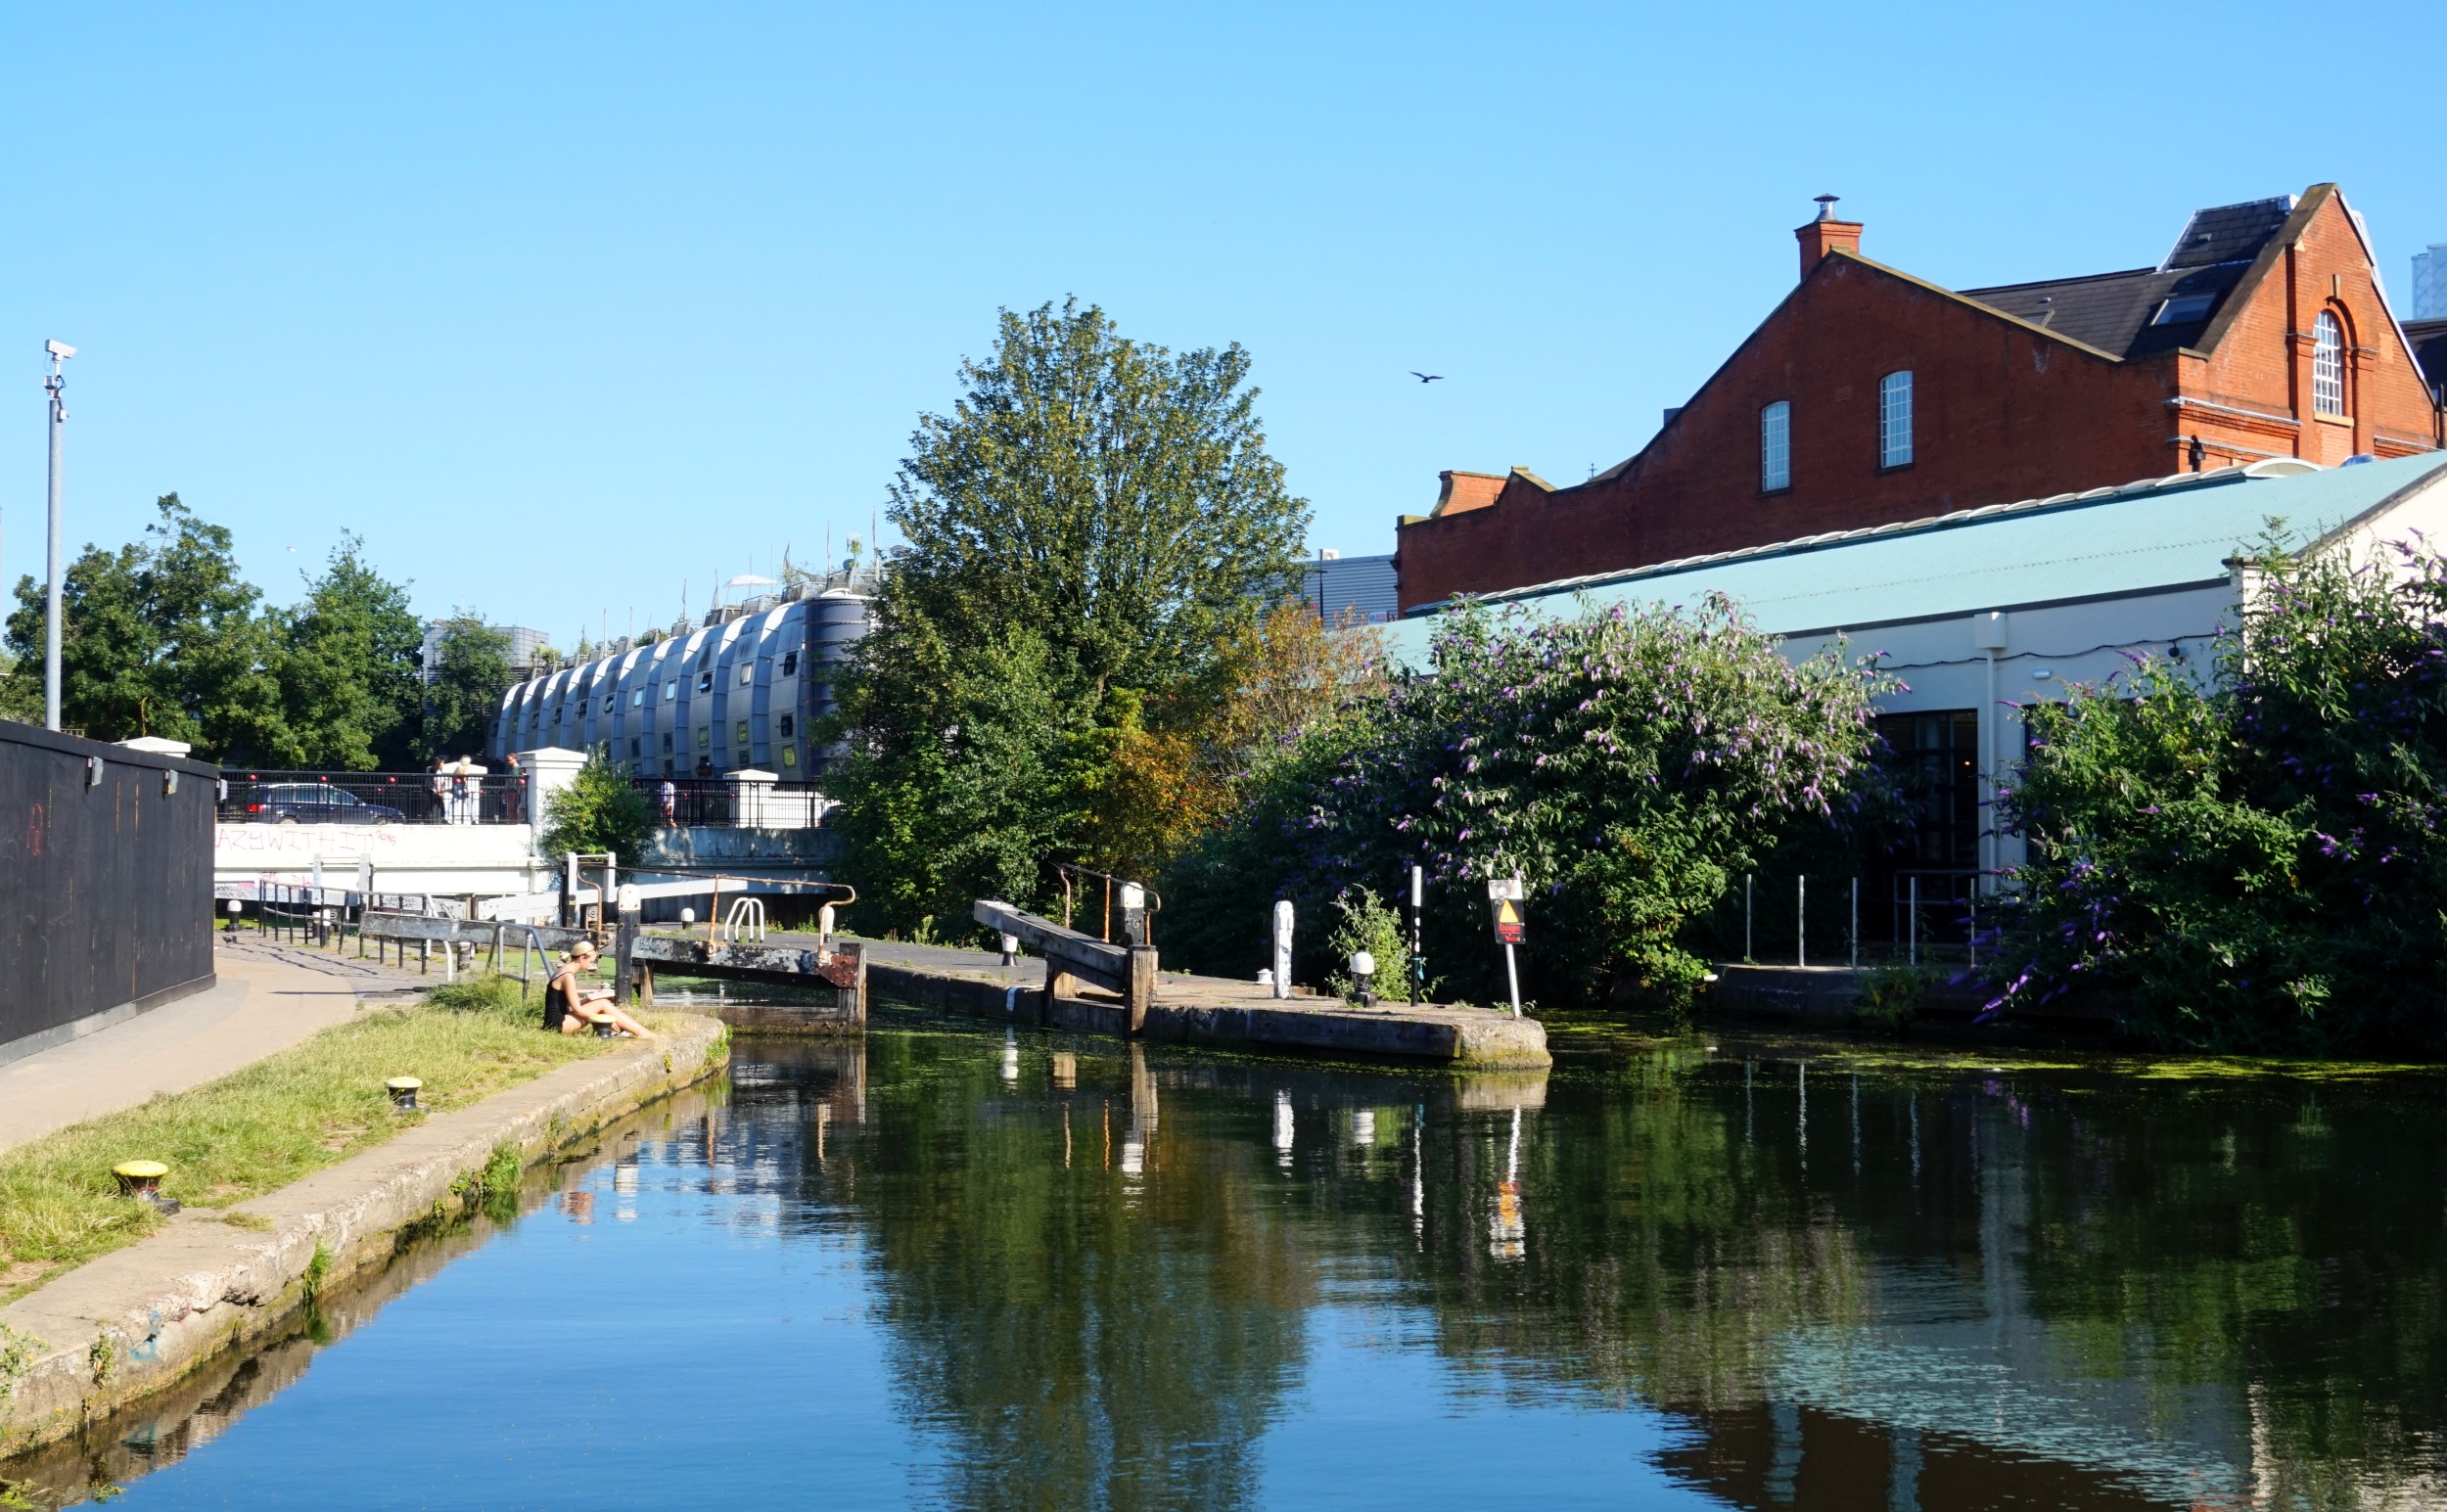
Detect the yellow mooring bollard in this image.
<box><xmin>386</xmin><ymin>1077</ymin><xmax>423</xmax><ymax>1111</ymax></box>
<box><xmin>113</xmin><ymin>1160</ymin><xmax>177</xmax><ymax>1213</ymax></box>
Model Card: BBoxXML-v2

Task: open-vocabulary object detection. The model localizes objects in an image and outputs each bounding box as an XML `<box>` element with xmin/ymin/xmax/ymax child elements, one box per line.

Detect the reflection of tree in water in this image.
<box><xmin>1392</xmin><ymin>1053</ymin><xmax>2447</xmax><ymax>1510</ymax></box>
<box><xmin>731</xmin><ymin>1033</ymin><xmax>2447</xmax><ymax>1510</ymax></box>
<box><xmin>831</xmin><ymin>1034</ymin><xmax>1313</xmax><ymax>1512</ymax></box>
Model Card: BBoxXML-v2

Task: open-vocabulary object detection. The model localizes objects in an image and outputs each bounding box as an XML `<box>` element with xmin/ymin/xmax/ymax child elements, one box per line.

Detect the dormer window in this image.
<box><xmin>1760</xmin><ymin>401</ymin><xmax>1791</xmax><ymax>493</ymax></box>
<box><xmin>1878</xmin><ymin>371</ymin><xmax>1915</xmax><ymax>469</ymax></box>
<box><xmin>2313</xmin><ymin>311</ymin><xmax>2345</xmax><ymax>416</ymax></box>
<box><xmin>2151</xmin><ymin>294</ymin><xmax>2216</xmax><ymax>326</ymax></box>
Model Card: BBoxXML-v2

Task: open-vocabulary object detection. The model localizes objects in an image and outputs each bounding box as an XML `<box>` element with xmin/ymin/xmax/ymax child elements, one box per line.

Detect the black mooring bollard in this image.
<box><xmin>387</xmin><ymin>1077</ymin><xmax>422</xmax><ymax>1111</ymax></box>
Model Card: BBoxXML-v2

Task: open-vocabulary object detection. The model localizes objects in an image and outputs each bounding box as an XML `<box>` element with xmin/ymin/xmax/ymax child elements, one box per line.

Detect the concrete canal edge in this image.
<box><xmin>868</xmin><ymin>960</ymin><xmax>1552</xmax><ymax>1069</ymax></box>
<box><xmin>0</xmin><ymin>1013</ymin><xmax>730</xmax><ymax>1455</ymax></box>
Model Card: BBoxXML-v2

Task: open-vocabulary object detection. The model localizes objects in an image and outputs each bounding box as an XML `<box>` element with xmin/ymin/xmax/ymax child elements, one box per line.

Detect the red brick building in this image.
<box><xmin>1396</xmin><ymin>184</ymin><xmax>2444</xmax><ymax>612</ymax></box>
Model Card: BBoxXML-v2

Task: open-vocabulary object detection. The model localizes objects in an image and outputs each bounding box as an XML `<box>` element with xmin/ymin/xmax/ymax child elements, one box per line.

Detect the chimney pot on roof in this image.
<box><xmin>1795</xmin><ymin>197</ymin><xmax>1864</xmax><ymax>281</ymax></box>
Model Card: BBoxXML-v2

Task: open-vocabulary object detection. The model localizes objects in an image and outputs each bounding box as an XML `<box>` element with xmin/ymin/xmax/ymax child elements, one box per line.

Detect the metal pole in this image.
<box><xmin>1408</xmin><ymin>864</ymin><xmax>1424</xmax><ymax>1005</ymax></box>
<box><xmin>1744</xmin><ymin>873</ymin><xmax>1753</xmax><ymax>961</ymax></box>
<box><xmin>1850</xmin><ymin>878</ymin><xmax>1859</xmax><ymax>969</ymax></box>
<box><xmin>1909</xmin><ymin>876</ymin><xmax>1919</xmax><ymax>968</ymax></box>
<box><xmin>42</xmin><ymin>342</ymin><xmax>70</xmax><ymax>732</ymax></box>
<box><xmin>1797</xmin><ymin>875</ymin><xmax>1806</xmax><ymax>968</ymax></box>
<box><xmin>1502</xmin><ymin>941</ymin><xmax>1522</xmax><ymax>1018</ymax></box>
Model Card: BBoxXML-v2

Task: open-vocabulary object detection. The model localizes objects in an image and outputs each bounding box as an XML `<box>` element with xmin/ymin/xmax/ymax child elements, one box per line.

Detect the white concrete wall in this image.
<box><xmin>1782</xmin><ymin>580</ymin><xmax>2240</xmax><ymax>884</ymax></box>
<box><xmin>214</xmin><ymin>822</ymin><xmax>547</xmax><ymax>899</ymax></box>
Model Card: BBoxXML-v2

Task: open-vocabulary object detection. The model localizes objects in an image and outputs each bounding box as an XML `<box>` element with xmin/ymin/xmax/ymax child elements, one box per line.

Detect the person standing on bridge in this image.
<box><xmin>658</xmin><ymin>777</ymin><xmax>676</xmax><ymax>827</ymax></box>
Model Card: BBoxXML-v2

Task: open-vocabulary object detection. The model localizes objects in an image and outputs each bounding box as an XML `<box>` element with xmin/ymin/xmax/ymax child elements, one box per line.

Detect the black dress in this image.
<box><xmin>543</xmin><ymin>970</ymin><xmax>578</xmax><ymax>1031</ymax></box>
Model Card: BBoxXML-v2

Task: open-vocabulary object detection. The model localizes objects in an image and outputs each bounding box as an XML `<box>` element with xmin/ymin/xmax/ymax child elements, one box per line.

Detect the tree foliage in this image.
<box><xmin>265</xmin><ymin>534</ymin><xmax>425</xmax><ymax>769</ymax></box>
<box><xmin>0</xmin><ymin>495</ymin><xmax>455</xmax><ymax>771</ymax></box>
<box><xmin>540</xmin><ymin>752</ymin><xmax>656</xmax><ymax>864</ymax></box>
<box><xmin>833</xmin><ymin>300</ymin><xmax>1311</xmax><ymax>934</ymax></box>
<box><xmin>3</xmin><ymin>494</ymin><xmax>281</xmax><ymax>756</ymax></box>
<box><xmin>417</xmin><ymin>618</ymin><xmax>514</xmax><ymax>761</ymax></box>
<box><xmin>1165</xmin><ymin>597</ymin><xmax>1891</xmax><ymax>1007</ymax></box>
<box><xmin>1991</xmin><ymin>542</ymin><xmax>2447</xmax><ymax>1055</ymax></box>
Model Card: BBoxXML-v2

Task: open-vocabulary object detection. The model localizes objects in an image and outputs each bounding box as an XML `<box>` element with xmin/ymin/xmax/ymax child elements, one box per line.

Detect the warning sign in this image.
<box><xmin>1489</xmin><ymin>895</ymin><xmax>1525</xmax><ymax>945</ymax></box>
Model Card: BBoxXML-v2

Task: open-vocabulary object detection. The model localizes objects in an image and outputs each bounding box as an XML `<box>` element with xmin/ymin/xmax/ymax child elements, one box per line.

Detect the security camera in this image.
<box><xmin>44</xmin><ymin>340</ymin><xmax>74</xmax><ymax>359</ymax></box>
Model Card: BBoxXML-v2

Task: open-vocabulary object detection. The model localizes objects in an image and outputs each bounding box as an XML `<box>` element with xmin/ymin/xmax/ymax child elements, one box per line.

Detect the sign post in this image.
<box><xmin>1487</xmin><ymin>878</ymin><xmax>1525</xmax><ymax>1018</ymax></box>
<box><xmin>1408</xmin><ymin>864</ymin><xmax>1425</xmax><ymax>1006</ymax></box>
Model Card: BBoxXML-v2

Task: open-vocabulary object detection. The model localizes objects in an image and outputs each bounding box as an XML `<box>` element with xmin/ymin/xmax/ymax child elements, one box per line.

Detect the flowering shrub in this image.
<box><xmin>1165</xmin><ymin>596</ymin><xmax>1890</xmax><ymax>1006</ymax></box>
<box><xmin>1991</xmin><ymin>542</ymin><xmax>2447</xmax><ymax>1055</ymax></box>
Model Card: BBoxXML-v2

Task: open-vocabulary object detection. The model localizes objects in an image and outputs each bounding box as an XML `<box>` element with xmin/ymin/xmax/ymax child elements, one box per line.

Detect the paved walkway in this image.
<box><xmin>0</xmin><ymin>937</ymin><xmax>429</xmax><ymax>1156</ymax></box>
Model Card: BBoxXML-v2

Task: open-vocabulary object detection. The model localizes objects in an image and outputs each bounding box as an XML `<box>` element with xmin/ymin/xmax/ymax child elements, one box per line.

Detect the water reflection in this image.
<box><xmin>17</xmin><ymin>1029</ymin><xmax>2446</xmax><ymax>1511</ymax></box>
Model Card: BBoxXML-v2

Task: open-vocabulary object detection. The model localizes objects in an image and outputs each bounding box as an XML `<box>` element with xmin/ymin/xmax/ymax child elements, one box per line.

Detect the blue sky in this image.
<box><xmin>2</xmin><ymin>1</ymin><xmax>2436</xmax><ymax>645</ymax></box>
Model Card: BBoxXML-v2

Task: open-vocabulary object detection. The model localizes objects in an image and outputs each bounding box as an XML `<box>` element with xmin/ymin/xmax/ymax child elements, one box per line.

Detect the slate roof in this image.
<box><xmin>1959</xmin><ymin>261</ymin><xmax>2253</xmax><ymax>360</ymax></box>
<box><xmin>1381</xmin><ymin>453</ymin><xmax>2447</xmax><ymax>664</ymax></box>
<box><xmin>2160</xmin><ymin>197</ymin><xmax>2297</xmax><ymax>270</ymax></box>
<box><xmin>1957</xmin><ymin>196</ymin><xmax>2294</xmax><ymax>360</ymax></box>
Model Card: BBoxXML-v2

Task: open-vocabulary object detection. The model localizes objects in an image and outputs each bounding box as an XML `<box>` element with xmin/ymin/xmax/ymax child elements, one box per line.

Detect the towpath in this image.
<box><xmin>0</xmin><ymin>937</ymin><xmax>430</xmax><ymax>1156</ymax></box>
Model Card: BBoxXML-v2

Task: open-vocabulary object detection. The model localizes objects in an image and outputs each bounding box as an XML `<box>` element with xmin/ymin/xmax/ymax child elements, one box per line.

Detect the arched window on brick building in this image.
<box><xmin>2313</xmin><ymin>311</ymin><xmax>2346</xmax><ymax>416</ymax></box>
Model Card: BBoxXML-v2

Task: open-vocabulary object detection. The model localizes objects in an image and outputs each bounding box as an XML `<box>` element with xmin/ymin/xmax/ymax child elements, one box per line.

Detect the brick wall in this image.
<box><xmin>1396</xmin><ymin>188</ymin><xmax>2440</xmax><ymax>612</ymax></box>
<box><xmin>1397</xmin><ymin>256</ymin><xmax>2169</xmax><ymax>609</ymax></box>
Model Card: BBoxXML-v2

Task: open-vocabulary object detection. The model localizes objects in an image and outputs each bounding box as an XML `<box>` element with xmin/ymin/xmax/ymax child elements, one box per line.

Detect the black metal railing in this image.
<box><xmin>216</xmin><ymin>770</ymin><xmax>531</xmax><ymax>826</ymax></box>
<box><xmin>628</xmin><ymin>777</ymin><xmax>832</xmax><ymax>828</ymax></box>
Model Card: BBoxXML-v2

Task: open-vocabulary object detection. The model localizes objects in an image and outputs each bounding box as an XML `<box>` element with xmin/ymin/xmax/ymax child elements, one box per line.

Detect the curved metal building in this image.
<box><xmin>489</xmin><ymin>586</ymin><xmax>871</xmax><ymax>779</ymax></box>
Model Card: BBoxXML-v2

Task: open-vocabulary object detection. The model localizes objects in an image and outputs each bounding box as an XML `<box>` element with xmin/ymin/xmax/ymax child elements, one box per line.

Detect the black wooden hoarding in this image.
<box><xmin>0</xmin><ymin>721</ymin><xmax>216</xmax><ymax>1060</ymax></box>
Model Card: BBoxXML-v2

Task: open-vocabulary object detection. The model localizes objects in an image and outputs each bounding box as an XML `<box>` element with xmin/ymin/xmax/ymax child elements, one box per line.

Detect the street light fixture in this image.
<box><xmin>42</xmin><ymin>341</ymin><xmax>74</xmax><ymax>731</ymax></box>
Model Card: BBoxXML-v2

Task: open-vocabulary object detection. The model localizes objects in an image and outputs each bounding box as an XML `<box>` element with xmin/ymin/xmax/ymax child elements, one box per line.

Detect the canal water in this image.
<box><xmin>12</xmin><ymin>1015</ymin><xmax>2445</xmax><ymax>1510</ymax></box>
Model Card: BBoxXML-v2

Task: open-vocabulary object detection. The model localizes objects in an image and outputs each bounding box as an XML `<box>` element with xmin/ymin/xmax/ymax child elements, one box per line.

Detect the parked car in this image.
<box><xmin>239</xmin><ymin>783</ymin><xmax>406</xmax><ymax>825</ymax></box>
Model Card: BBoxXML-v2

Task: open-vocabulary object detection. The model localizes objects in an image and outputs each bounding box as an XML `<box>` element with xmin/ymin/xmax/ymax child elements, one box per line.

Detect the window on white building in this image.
<box><xmin>2313</xmin><ymin>311</ymin><xmax>2345</xmax><ymax>416</ymax></box>
<box><xmin>1761</xmin><ymin>401</ymin><xmax>1791</xmax><ymax>492</ymax></box>
<box><xmin>1879</xmin><ymin>371</ymin><xmax>1915</xmax><ymax>468</ymax></box>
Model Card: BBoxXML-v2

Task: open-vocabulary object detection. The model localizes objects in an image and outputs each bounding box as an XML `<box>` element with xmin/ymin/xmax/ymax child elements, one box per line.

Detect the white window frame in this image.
<box><xmin>1761</xmin><ymin>401</ymin><xmax>1791</xmax><ymax>492</ymax></box>
<box><xmin>1879</xmin><ymin>371</ymin><xmax>1915</xmax><ymax>469</ymax></box>
<box><xmin>2313</xmin><ymin>311</ymin><xmax>2345</xmax><ymax>416</ymax></box>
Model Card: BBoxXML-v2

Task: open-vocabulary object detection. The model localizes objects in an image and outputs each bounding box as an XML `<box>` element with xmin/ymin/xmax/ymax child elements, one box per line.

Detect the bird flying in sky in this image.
<box><xmin>1409</xmin><ymin>372</ymin><xmax>1444</xmax><ymax>384</ymax></box>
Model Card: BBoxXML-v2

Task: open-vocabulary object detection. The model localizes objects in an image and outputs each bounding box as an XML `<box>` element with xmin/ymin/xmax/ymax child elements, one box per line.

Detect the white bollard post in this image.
<box><xmin>1271</xmin><ymin>899</ymin><xmax>1294</xmax><ymax>1000</ymax></box>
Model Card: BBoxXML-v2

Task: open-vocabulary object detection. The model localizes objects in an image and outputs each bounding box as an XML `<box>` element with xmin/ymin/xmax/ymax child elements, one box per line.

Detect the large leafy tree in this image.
<box><xmin>834</xmin><ymin>300</ymin><xmax>1310</xmax><ymax>934</ymax></box>
<box><xmin>264</xmin><ymin>533</ymin><xmax>424</xmax><ymax>769</ymax></box>
<box><xmin>3</xmin><ymin>494</ymin><xmax>282</xmax><ymax>757</ymax></box>
<box><xmin>417</xmin><ymin>617</ymin><xmax>515</xmax><ymax>761</ymax></box>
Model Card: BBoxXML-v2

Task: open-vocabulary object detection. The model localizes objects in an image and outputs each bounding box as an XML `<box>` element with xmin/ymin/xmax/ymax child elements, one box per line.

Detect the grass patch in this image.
<box><xmin>0</xmin><ymin>973</ymin><xmax>620</xmax><ymax>1302</ymax></box>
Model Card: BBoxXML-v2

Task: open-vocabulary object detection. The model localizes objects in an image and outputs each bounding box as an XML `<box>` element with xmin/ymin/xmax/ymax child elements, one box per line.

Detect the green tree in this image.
<box><xmin>540</xmin><ymin>752</ymin><xmax>656</xmax><ymax>863</ymax></box>
<box><xmin>264</xmin><ymin>534</ymin><xmax>423</xmax><ymax>769</ymax></box>
<box><xmin>835</xmin><ymin>300</ymin><xmax>1311</xmax><ymax>932</ymax></box>
<box><xmin>1165</xmin><ymin>598</ymin><xmax>1891</xmax><ymax>1008</ymax></box>
<box><xmin>1</xmin><ymin>494</ymin><xmax>281</xmax><ymax>757</ymax></box>
<box><xmin>417</xmin><ymin>617</ymin><xmax>513</xmax><ymax>761</ymax></box>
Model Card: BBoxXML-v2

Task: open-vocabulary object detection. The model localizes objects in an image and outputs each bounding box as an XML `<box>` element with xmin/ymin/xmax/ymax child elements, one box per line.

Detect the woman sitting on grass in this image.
<box><xmin>545</xmin><ymin>942</ymin><xmax>657</xmax><ymax>1039</ymax></box>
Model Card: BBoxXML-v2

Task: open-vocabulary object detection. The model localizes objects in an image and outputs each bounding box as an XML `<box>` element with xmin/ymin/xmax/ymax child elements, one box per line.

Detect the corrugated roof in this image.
<box><xmin>1381</xmin><ymin>453</ymin><xmax>2447</xmax><ymax>665</ymax></box>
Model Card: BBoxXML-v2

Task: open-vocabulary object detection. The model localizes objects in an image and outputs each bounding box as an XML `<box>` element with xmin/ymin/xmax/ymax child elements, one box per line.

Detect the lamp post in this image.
<box><xmin>42</xmin><ymin>340</ymin><xmax>74</xmax><ymax>732</ymax></box>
